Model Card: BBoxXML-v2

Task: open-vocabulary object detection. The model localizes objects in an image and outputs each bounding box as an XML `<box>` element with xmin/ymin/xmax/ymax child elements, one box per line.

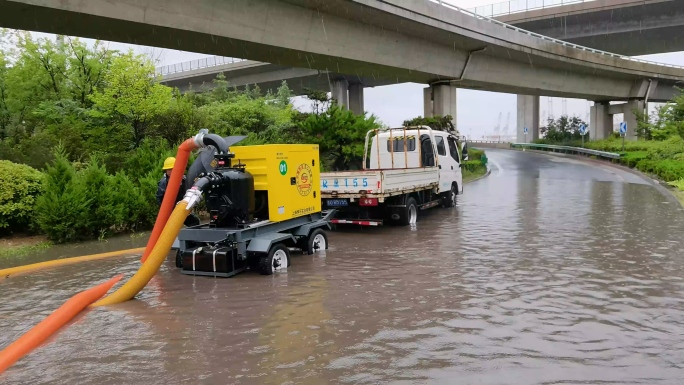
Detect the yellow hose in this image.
<box><xmin>0</xmin><ymin>248</ymin><xmax>146</xmax><ymax>279</ymax></box>
<box><xmin>91</xmin><ymin>202</ymin><xmax>190</xmax><ymax>307</ymax></box>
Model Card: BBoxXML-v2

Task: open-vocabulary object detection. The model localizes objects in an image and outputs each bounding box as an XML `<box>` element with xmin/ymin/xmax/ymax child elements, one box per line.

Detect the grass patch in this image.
<box><xmin>0</xmin><ymin>240</ymin><xmax>51</xmax><ymax>258</ymax></box>
<box><xmin>463</xmin><ymin>163</ymin><xmax>488</xmax><ymax>183</ymax></box>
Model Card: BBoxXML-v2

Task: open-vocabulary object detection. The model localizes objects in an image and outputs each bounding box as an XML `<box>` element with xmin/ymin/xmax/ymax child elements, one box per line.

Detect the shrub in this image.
<box><xmin>636</xmin><ymin>159</ymin><xmax>684</xmax><ymax>182</ymax></box>
<box><xmin>462</xmin><ymin>160</ymin><xmax>485</xmax><ymax>173</ymax></box>
<box><xmin>34</xmin><ymin>148</ymin><xmax>163</xmax><ymax>243</ymax></box>
<box><xmin>468</xmin><ymin>148</ymin><xmax>484</xmax><ymax>162</ymax></box>
<box><xmin>34</xmin><ymin>151</ymin><xmax>93</xmax><ymax>243</ymax></box>
<box><xmin>645</xmin><ymin>136</ymin><xmax>684</xmax><ymax>161</ymax></box>
<box><xmin>620</xmin><ymin>151</ymin><xmax>648</xmax><ymax>168</ymax></box>
<box><xmin>0</xmin><ymin>160</ymin><xmax>44</xmax><ymax>233</ymax></box>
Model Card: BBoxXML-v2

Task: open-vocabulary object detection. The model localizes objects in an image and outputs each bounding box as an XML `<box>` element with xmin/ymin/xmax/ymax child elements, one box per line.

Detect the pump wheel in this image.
<box><xmin>175</xmin><ymin>249</ymin><xmax>182</xmax><ymax>268</ymax></box>
<box><xmin>305</xmin><ymin>228</ymin><xmax>328</xmax><ymax>255</ymax></box>
<box><xmin>258</xmin><ymin>244</ymin><xmax>291</xmax><ymax>275</ymax></box>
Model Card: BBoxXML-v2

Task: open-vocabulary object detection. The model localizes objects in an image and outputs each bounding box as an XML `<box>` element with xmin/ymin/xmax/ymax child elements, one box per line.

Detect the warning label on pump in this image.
<box><xmin>296</xmin><ymin>163</ymin><xmax>313</xmax><ymax>196</ymax></box>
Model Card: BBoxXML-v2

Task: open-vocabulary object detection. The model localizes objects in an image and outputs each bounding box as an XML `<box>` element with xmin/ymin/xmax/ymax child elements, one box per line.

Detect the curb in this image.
<box><xmin>511</xmin><ymin>148</ymin><xmax>684</xmax><ymax>209</ymax></box>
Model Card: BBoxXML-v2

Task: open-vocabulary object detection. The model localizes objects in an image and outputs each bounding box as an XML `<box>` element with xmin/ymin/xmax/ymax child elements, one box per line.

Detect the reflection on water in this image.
<box><xmin>2</xmin><ymin>150</ymin><xmax>684</xmax><ymax>384</ymax></box>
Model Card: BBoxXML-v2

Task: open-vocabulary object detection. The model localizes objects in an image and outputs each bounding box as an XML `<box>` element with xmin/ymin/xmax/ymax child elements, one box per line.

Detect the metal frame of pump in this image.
<box><xmin>174</xmin><ymin>135</ymin><xmax>335</xmax><ymax>277</ymax></box>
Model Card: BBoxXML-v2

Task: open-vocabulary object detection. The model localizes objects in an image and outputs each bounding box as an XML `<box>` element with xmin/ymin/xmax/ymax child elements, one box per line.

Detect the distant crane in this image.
<box><xmin>494</xmin><ymin>112</ymin><xmax>502</xmax><ymax>136</ymax></box>
<box><xmin>503</xmin><ymin>112</ymin><xmax>510</xmax><ymax>139</ymax></box>
<box><xmin>547</xmin><ymin>97</ymin><xmax>554</xmax><ymax>121</ymax></box>
<box><xmin>562</xmin><ymin>98</ymin><xmax>568</xmax><ymax>117</ymax></box>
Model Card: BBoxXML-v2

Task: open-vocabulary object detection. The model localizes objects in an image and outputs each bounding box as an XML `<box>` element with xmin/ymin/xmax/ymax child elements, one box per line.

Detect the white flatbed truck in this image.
<box><xmin>320</xmin><ymin>126</ymin><xmax>468</xmax><ymax>226</ymax></box>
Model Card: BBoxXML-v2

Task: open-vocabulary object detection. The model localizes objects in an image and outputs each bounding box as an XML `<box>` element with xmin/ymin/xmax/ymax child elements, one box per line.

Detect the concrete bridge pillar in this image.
<box><xmin>516</xmin><ymin>95</ymin><xmax>539</xmax><ymax>143</ymax></box>
<box><xmin>331</xmin><ymin>79</ymin><xmax>349</xmax><ymax>108</ymax></box>
<box><xmin>590</xmin><ymin>100</ymin><xmax>644</xmax><ymax>141</ymax></box>
<box><xmin>624</xmin><ymin>99</ymin><xmax>644</xmax><ymax>141</ymax></box>
<box><xmin>423</xmin><ymin>84</ymin><xmax>457</xmax><ymax>128</ymax></box>
<box><xmin>590</xmin><ymin>102</ymin><xmax>612</xmax><ymax>140</ymax></box>
<box><xmin>348</xmin><ymin>83</ymin><xmax>365</xmax><ymax>115</ymax></box>
<box><xmin>332</xmin><ymin>80</ymin><xmax>365</xmax><ymax>115</ymax></box>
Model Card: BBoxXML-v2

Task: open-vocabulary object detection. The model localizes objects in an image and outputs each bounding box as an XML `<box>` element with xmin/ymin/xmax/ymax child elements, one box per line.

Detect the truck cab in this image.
<box><xmin>368</xmin><ymin>128</ymin><xmax>464</xmax><ymax>195</ymax></box>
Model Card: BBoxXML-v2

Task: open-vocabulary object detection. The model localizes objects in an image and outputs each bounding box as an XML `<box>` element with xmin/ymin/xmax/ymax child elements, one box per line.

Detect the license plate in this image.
<box><xmin>327</xmin><ymin>199</ymin><xmax>348</xmax><ymax>207</ymax></box>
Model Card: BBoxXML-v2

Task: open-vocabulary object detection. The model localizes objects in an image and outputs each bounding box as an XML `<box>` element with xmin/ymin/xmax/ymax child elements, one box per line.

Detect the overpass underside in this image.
<box><xmin>2</xmin><ymin>0</ymin><xmax>682</xmax><ymax>140</ymax></box>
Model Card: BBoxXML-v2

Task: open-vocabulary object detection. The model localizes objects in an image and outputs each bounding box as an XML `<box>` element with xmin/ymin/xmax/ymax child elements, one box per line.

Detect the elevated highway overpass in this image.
<box><xmin>2</xmin><ymin>0</ymin><xmax>683</xmax><ymax>141</ymax></box>
<box><xmin>488</xmin><ymin>0</ymin><xmax>684</xmax><ymax>56</ymax></box>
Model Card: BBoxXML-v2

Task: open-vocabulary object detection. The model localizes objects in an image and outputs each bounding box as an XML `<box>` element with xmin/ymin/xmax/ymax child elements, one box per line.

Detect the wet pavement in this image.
<box><xmin>2</xmin><ymin>149</ymin><xmax>684</xmax><ymax>384</ymax></box>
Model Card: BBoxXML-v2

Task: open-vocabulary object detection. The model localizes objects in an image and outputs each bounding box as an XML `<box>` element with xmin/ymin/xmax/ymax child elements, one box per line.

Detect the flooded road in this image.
<box><xmin>2</xmin><ymin>149</ymin><xmax>684</xmax><ymax>384</ymax></box>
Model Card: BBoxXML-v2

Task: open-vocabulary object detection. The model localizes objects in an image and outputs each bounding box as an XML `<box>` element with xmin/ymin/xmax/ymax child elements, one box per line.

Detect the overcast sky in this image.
<box><xmin>23</xmin><ymin>0</ymin><xmax>684</xmax><ymax>140</ymax></box>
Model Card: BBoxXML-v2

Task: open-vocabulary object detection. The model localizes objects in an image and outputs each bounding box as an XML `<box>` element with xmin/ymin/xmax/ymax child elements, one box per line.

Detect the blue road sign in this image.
<box><xmin>524</xmin><ymin>127</ymin><xmax>528</xmax><ymax>134</ymax></box>
<box><xmin>579</xmin><ymin>124</ymin><xmax>586</xmax><ymax>135</ymax></box>
<box><xmin>619</xmin><ymin>121</ymin><xmax>627</xmax><ymax>135</ymax></box>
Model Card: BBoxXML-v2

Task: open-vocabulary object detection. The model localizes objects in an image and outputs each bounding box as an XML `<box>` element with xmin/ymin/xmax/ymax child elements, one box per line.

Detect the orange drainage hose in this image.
<box><xmin>141</xmin><ymin>138</ymin><xmax>198</xmax><ymax>263</ymax></box>
<box><xmin>0</xmin><ymin>274</ymin><xmax>123</xmax><ymax>374</ymax></box>
<box><xmin>0</xmin><ymin>248</ymin><xmax>145</xmax><ymax>279</ymax></box>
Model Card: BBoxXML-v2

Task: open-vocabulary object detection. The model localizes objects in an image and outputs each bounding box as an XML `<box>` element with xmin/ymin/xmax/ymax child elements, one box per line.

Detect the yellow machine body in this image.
<box><xmin>232</xmin><ymin>144</ymin><xmax>321</xmax><ymax>222</ymax></box>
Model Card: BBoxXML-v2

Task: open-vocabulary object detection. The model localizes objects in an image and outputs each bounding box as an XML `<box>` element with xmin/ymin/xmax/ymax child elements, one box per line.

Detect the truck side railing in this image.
<box><xmin>511</xmin><ymin>143</ymin><xmax>621</xmax><ymax>159</ymax></box>
<box><xmin>364</xmin><ymin>126</ymin><xmax>439</xmax><ymax>170</ymax></box>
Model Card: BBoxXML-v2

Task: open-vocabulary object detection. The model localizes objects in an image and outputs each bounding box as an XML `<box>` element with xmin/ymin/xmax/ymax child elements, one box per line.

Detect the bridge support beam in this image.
<box><xmin>348</xmin><ymin>83</ymin><xmax>365</xmax><ymax>115</ymax></box>
<box><xmin>590</xmin><ymin>102</ymin><xmax>612</xmax><ymax>140</ymax></box>
<box><xmin>590</xmin><ymin>100</ymin><xmax>644</xmax><ymax>140</ymax></box>
<box><xmin>331</xmin><ymin>80</ymin><xmax>365</xmax><ymax>115</ymax></box>
<box><xmin>517</xmin><ymin>95</ymin><xmax>539</xmax><ymax>143</ymax></box>
<box><xmin>624</xmin><ymin>99</ymin><xmax>644</xmax><ymax>141</ymax></box>
<box><xmin>423</xmin><ymin>84</ymin><xmax>457</xmax><ymax>128</ymax></box>
<box><xmin>331</xmin><ymin>79</ymin><xmax>349</xmax><ymax>108</ymax></box>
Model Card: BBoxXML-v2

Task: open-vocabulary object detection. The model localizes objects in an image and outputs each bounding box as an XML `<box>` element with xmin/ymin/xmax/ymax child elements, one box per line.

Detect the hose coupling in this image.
<box><xmin>192</xmin><ymin>129</ymin><xmax>209</xmax><ymax>148</ymax></box>
<box><xmin>181</xmin><ymin>187</ymin><xmax>203</xmax><ymax>210</ymax></box>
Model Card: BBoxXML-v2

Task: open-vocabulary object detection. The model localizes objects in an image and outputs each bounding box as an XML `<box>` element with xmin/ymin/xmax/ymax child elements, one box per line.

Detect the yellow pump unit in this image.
<box><xmin>232</xmin><ymin>144</ymin><xmax>321</xmax><ymax>222</ymax></box>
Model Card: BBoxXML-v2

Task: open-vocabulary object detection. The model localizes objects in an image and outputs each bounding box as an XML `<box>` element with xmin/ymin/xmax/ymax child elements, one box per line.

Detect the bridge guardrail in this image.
<box><xmin>156</xmin><ymin>56</ymin><xmax>247</xmax><ymax>76</ymax></box>
<box><xmin>469</xmin><ymin>140</ymin><xmax>512</xmax><ymax>144</ymax></box>
<box><xmin>464</xmin><ymin>0</ymin><xmax>594</xmax><ymax>18</ymax></box>
<box><xmin>511</xmin><ymin>143</ymin><xmax>621</xmax><ymax>159</ymax></box>
<box><xmin>155</xmin><ymin>1</ymin><xmax>684</xmax><ymax>78</ymax></box>
<box><xmin>429</xmin><ymin>0</ymin><xmax>684</xmax><ymax>70</ymax></box>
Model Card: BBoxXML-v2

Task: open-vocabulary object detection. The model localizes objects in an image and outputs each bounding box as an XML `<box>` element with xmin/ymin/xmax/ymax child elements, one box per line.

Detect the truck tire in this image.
<box><xmin>443</xmin><ymin>184</ymin><xmax>457</xmax><ymax>208</ymax></box>
<box><xmin>258</xmin><ymin>244</ymin><xmax>291</xmax><ymax>275</ymax></box>
<box><xmin>305</xmin><ymin>228</ymin><xmax>328</xmax><ymax>255</ymax></box>
<box><xmin>397</xmin><ymin>197</ymin><xmax>418</xmax><ymax>226</ymax></box>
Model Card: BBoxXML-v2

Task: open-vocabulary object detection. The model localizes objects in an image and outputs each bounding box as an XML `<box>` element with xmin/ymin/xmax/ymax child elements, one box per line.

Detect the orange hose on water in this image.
<box><xmin>141</xmin><ymin>138</ymin><xmax>197</xmax><ymax>263</ymax></box>
<box><xmin>0</xmin><ymin>275</ymin><xmax>123</xmax><ymax>374</ymax></box>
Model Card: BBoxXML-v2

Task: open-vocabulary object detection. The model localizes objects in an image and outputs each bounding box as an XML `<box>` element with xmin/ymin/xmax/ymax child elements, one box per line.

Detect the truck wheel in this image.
<box><xmin>306</xmin><ymin>228</ymin><xmax>328</xmax><ymax>255</ymax></box>
<box><xmin>258</xmin><ymin>244</ymin><xmax>291</xmax><ymax>275</ymax></box>
<box><xmin>443</xmin><ymin>184</ymin><xmax>457</xmax><ymax>208</ymax></box>
<box><xmin>398</xmin><ymin>197</ymin><xmax>418</xmax><ymax>226</ymax></box>
<box><xmin>175</xmin><ymin>249</ymin><xmax>182</xmax><ymax>268</ymax></box>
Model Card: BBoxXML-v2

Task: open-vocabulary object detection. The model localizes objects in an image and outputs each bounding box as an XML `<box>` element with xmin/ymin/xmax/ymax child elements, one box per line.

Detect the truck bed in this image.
<box><xmin>320</xmin><ymin>167</ymin><xmax>439</xmax><ymax>199</ymax></box>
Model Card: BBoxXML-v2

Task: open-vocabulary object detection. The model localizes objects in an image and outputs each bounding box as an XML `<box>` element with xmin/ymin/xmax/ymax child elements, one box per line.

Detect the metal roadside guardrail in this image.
<box><xmin>511</xmin><ymin>143</ymin><xmax>621</xmax><ymax>159</ymax></box>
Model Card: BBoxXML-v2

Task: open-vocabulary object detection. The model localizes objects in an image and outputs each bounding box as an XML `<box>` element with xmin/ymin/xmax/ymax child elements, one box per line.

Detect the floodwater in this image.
<box><xmin>2</xmin><ymin>149</ymin><xmax>684</xmax><ymax>384</ymax></box>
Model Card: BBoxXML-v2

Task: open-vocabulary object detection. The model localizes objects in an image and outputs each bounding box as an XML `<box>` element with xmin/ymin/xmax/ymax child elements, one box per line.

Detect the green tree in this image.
<box><xmin>299</xmin><ymin>103</ymin><xmax>380</xmax><ymax>170</ymax></box>
<box><xmin>90</xmin><ymin>50</ymin><xmax>172</xmax><ymax>148</ymax></box>
<box><xmin>540</xmin><ymin>115</ymin><xmax>587</xmax><ymax>143</ymax></box>
<box><xmin>63</xmin><ymin>37</ymin><xmax>114</xmax><ymax>107</ymax></box>
<box><xmin>402</xmin><ymin>115</ymin><xmax>455</xmax><ymax>131</ymax></box>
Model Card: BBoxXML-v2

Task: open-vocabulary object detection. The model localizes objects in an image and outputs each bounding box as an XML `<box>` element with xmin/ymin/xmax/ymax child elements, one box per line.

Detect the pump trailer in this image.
<box><xmin>173</xmin><ymin>135</ymin><xmax>334</xmax><ymax>277</ymax></box>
